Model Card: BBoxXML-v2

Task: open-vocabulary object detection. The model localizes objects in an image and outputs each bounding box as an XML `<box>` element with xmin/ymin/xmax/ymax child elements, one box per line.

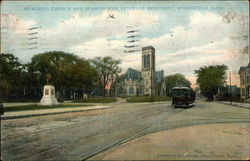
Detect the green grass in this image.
<box><xmin>73</xmin><ymin>97</ymin><xmax>117</xmax><ymax>103</ymax></box>
<box><xmin>4</xmin><ymin>104</ymin><xmax>92</xmax><ymax>112</ymax></box>
<box><xmin>126</xmin><ymin>96</ymin><xmax>171</xmax><ymax>103</ymax></box>
<box><xmin>117</xmin><ymin>96</ymin><xmax>128</xmax><ymax>98</ymax></box>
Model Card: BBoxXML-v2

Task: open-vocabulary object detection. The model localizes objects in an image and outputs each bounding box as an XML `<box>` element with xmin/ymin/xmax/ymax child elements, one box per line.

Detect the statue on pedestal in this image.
<box><xmin>46</xmin><ymin>74</ymin><xmax>51</xmax><ymax>84</ymax></box>
<box><xmin>39</xmin><ymin>74</ymin><xmax>59</xmax><ymax>106</ymax></box>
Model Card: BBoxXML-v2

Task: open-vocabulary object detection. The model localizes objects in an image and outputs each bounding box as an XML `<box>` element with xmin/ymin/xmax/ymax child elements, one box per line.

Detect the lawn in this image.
<box><xmin>3</xmin><ymin>104</ymin><xmax>92</xmax><ymax>112</ymax></box>
<box><xmin>126</xmin><ymin>96</ymin><xmax>171</xmax><ymax>103</ymax></box>
<box><xmin>73</xmin><ymin>97</ymin><xmax>117</xmax><ymax>103</ymax></box>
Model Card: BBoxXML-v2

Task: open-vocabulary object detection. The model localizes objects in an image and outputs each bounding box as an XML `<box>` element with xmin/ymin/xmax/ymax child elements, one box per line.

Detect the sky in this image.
<box><xmin>1</xmin><ymin>1</ymin><xmax>249</xmax><ymax>88</ymax></box>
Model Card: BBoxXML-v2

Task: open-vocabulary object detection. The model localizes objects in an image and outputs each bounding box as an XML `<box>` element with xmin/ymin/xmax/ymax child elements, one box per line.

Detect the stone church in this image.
<box><xmin>113</xmin><ymin>46</ymin><xmax>166</xmax><ymax>96</ymax></box>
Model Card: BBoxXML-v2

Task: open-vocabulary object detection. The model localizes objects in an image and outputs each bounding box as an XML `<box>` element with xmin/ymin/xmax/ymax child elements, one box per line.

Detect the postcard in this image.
<box><xmin>1</xmin><ymin>1</ymin><xmax>249</xmax><ymax>160</ymax></box>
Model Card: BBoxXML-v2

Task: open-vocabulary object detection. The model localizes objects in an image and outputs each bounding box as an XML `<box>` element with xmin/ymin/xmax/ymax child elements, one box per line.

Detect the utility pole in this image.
<box><xmin>150</xmin><ymin>72</ymin><xmax>154</xmax><ymax>104</ymax></box>
<box><xmin>151</xmin><ymin>74</ymin><xmax>153</xmax><ymax>103</ymax></box>
<box><xmin>229</xmin><ymin>71</ymin><xmax>232</xmax><ymax>105</ymax></box>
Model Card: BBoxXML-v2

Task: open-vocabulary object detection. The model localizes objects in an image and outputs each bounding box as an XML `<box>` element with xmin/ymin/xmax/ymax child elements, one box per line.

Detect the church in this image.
<box><xmin>113</xmin><ymin>46</ymin><xmax>166</xmax><ymax>96</ymax></box>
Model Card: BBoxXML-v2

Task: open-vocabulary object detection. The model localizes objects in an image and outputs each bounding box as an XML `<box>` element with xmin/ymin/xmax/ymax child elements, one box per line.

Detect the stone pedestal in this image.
<box><xmin>39</xmin><ymin>85</ymin><xmax>59</xmax><ymax>106</ymax></box>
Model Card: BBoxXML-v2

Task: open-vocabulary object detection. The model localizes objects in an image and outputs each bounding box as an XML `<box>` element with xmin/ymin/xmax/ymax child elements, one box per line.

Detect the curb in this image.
<box><xmin>1</xmin><ymin>106</ymin><xmax>111</xmax><ymax>120</ymax></box>
<box><xmin>217</xmin><ymin>102</ymin><xmax>249</xmax><ymax>109</ymax></box>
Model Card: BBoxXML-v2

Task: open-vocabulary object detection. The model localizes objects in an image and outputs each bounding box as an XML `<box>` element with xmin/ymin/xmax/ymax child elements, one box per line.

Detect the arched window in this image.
<box><xmin>129</xmin><ymin>86</ymin><xmax>134</xmax><ymax>94</ymax></box>
<box><xmin>139</xmin><ymin>87</ymin><xmax>143</xmax><ymax>94</ymax></box>
<box><xmin>147</xmin><ymin>55</ymin><xmax>150</xmax><ymax>68</ymax></box>
<box><xmin>118</xmin><ymin>87</ymin><xmax>123</xmax><ymax>94</ymax></box>
<box><xmin>144</xmin><ymin>55</ymin><xmax>147</xmax><ymax>68</ymax></box>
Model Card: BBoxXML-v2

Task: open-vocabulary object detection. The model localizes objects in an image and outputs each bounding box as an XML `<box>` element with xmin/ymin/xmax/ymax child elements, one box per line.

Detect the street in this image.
<box><xmin>1</xmin><ymin>1</ymin><xmax>249</xmax><ymax>160</ymax></box>
<box><xmin>1</xmin><ymin>100</ymin><xmax>249</xmax><ymax>160</ymax></box>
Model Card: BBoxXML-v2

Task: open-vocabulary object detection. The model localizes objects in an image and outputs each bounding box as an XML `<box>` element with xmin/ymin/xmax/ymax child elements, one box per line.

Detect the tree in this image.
<box><xmin>91</xmin><ymin>57</ymin><xmax>122</xmax><ymax>96</ymax></box>
<box><xmin>0</xmin><ymin>53</ymin><xmax>24</xmax><ymax>100</ymax></box>
<box><xmin>195</xmin><ymin>65</ymin><xmax>228</xmax><ymax>101</ymax></box>
<box><xmin>0</xmin><ymin>51</ymin><xmax>99</xmax><ymax>101</ymax></box>
<box><xmin>29</xmin><ymin>51</ymin><xmax>98</xmax><ymax>99</ymax></box>
<box><xmin>165</xmin><ymin>73</ymin><xmax>191</xmax><ymax>96</ymax></box>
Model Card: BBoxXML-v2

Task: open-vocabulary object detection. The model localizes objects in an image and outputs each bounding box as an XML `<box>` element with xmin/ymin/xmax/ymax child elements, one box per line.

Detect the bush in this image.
<box><xmin>73</xmin><ymin>97</ymin><xmax>117</xmax><ymax>103</ymax></box>
<box><xmin>6</xmin><ymin>96</ymin><xmax>40</xmax><ymax>103</ymax></box>
<box><xmin>127</xmin><ymin>96</ymin><xmax>170</xmax><ymax>103</ymax></box>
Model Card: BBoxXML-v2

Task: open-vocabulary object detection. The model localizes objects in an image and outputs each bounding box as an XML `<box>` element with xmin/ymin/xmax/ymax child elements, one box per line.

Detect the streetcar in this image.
<box><xmin>171</xmin><ymin>87</ymin><xmax>196</xmax><ymax>108</ymax></box>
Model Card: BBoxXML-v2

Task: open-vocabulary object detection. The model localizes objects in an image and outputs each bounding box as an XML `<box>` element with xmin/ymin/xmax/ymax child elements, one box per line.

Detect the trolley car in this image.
<box><xmin>171</xmin><ymin>87</ymin><xmax>196</xmax><ymax>108</ymax></box>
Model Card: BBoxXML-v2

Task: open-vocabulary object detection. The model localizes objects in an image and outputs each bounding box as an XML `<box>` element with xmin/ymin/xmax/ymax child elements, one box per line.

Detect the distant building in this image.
<box><xmin>239</xmin><ymin>62</ymin><xmax>250</xmax><ymax>101</ymax></box>
<box><xmin>227</xmin><ymin>85</ymin><xmax>240</xmax><ymax>94</ymax></box>
<box><xmin>216</xmin><ymin>85</ymin><xmax>240</xmax><ymax>101</ymax></box>
<box><xmin>113</xmin><ymin>46</ymin><xmax>166</xmax><ymax>96</ymax></box>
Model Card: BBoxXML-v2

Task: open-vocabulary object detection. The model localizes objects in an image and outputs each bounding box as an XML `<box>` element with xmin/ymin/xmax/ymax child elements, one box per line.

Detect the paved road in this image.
<box><xmin>1</xmin><ymin>100</ymin><xmax>249</xmax><ymax>160</ymax></box>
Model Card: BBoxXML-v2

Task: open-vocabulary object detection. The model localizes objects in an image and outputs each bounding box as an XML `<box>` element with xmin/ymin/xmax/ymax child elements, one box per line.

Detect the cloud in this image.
<box><xmin>1</xmin><ymin>10</ymin><xmax>158</xmax><ymax>61</ymax></box>
<box><xmin>140</xmin><ymin>11</ymin><xmax>248</xmax><ymax>87</ymax></box>
<box><xmin>143</xmin><ymin>11</ymin><xmax>248</xmax><ymax>52</ymax></box>
<box><xmin>39</xmin><ymin>10</ymin><xmax>159</xmax><ymax>52</ymax></box>
<box><xmin>1</xmin><ymin>14</ymin><xmax>37</xmax><ymax>59</ymax></box>
<box><xmin>73</xmin><ymin>38</ymin><xmax>125</xmax><ymax>59</ymax></box>
<box><xmin>73</xmin><ymin>37</ymin><xmax>142</xmax><ymax>73</ymax></box>
<box><xmin>1</xmin><ymin>14</ymin><xmax>36</xmax><ymax>33</ymax></box>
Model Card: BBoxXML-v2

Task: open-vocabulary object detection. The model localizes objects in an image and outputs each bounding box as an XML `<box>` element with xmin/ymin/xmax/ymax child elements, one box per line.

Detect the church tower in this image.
<box><xmin>141</xmin><ymin>46</ymin><xmax>155</xmax><ymax>96</ymax></box>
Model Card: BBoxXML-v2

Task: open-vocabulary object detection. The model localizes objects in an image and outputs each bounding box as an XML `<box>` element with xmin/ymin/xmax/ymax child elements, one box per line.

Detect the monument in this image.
<box><xmin>39</xmin><ymin>74</ymin><xmax>59</xmax><ymax>106</ymax></box>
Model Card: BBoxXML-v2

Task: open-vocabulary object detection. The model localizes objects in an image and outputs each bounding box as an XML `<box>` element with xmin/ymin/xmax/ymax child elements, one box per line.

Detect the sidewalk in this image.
<box><xmin>1</xmin><ymin>105</ymin><xmax>111</xmax><ymax>120</ymax></box>
<box><xmin>90</xmin><ymin>123</ymin><xmax>249</xmax><ymax>160</ymax></box>
<box><xmin>218</xmin><ymin>101</ymin><xmax>250</xmax><ymax>109</ymax></box>
<box><xmin>3</xmin><ymin>102</ymin><xmax>38</xmax><ymax>107</ymax></box>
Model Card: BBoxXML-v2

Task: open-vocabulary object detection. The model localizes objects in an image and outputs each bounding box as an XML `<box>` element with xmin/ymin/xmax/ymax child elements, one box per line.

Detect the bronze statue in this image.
<box><xmin>46</xmin><ymin>74</ymin><xmax>51</xmax><ymax>84</ymax></box>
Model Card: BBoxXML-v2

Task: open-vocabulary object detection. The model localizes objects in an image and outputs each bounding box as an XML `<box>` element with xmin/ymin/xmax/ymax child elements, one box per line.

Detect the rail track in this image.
<box><xmin>2</xmin><ymin>101</ymin><xmax>249</xmax><ymax>161</ymax></box>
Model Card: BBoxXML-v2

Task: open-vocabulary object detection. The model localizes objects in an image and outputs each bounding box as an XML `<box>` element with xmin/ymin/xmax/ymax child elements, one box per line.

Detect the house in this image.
<box><xmin>239</xmin><ymin>62</ymin><xmax>250</xmax><ymax>101</ymax></box>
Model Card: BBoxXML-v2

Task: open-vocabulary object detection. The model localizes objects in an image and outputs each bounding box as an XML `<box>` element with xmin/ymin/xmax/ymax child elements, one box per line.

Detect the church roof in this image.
<box><xmin>124</xmin><ymin>68</ymin><xmax>141</xmax><ymax>80</ymax></box>
<box><xmin>155</xmin><ymin>70</ymin><xmax>164</xmax><ymax>83</ymax></box>
<box><xmin>118</xmin><ymin>68</ymin><xmax>164</xmax><ymax>82</ymax></box>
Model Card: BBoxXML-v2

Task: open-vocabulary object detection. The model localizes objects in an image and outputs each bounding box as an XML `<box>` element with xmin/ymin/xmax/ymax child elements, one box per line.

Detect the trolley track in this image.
<box><xmin>2</xmin><ymin>103</ymin><xmax>170</xmax><ymax>142</ymax></box>
<box><xmin>2</xmin><ymin>103</ymin><xmax>177</xmax><ymax>160</ymax></box>
<box><xmin>22</xmin><ymin>107</ymin><xmax>185</xmax><ymax>161</ymax></box>
<box><xmin>2</xmin><ymin>103</ymin><xmax>170</xmax><ymax>147</ymax></box>
<box><xmin>83</xmin><ymin>109</ymin><xmax>249</xmax><ymax>160</ymax></box>
<box><xmin>3</xmin><ymin>101</ymin><xmax>247</xmax><ymax>161</ymax></box>
<box><xmin>82</xmin><ymin>107</ymin><xmax>186</xmax><ymax>160</ymax></box>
